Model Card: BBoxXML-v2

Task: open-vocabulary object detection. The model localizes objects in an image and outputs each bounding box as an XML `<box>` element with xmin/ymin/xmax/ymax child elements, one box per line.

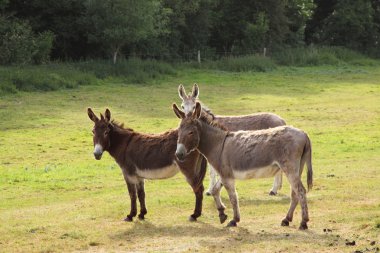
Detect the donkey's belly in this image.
<box><xmin>136</xmin><ymin>163</ymin><xmax>179</xmax><ymax>179</ymax></box>
<box><xmin>233</xmin><ymin>165</ymin><xmax>280</xmax><ymax>180</ymax></box>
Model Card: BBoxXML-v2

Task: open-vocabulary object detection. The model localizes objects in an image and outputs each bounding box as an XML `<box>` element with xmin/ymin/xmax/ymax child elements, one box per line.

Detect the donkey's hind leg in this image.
<box><xmin>211</xmin><ymin>179</ymin><xmax>228</xmax><ymax>224</ymax></box>
<box><xmin>284</xmin><ymin>172</ymin><xmax>309</xmax><ymax>230</ymax></box>
<box><xmin>281</xmin><ymin>189</ymin><xmax>298</xmax><ymax>226</ymax></box>
<box><xmin>136</xmin><ymin>179</ymin><xmax>147</xmax><ymax>220</ymax></box>
<box><xmin>125</xmin><ymin>182</ymin><xmax>138</xmax><ymax>222</ymax></box>
<box><xmin>206</xmin><ymin>165</ymin><xmax>218</xmax><ymax>196</ymax></box>
<box><xmin>222</xmin><ymin>178</ymin><xmax>240</xmax><ymax>227</ymax></box>
<box><xmin>269</xmin><ymin>171</ymin><xmax>283</xmax><ymax>195</ymax></box>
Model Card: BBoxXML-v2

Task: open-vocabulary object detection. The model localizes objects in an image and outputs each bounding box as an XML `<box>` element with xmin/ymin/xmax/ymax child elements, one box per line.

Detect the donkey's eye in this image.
<box><xmin>104</xmin><ymin>131</ymin><xmax>109</xmax><ymax>136</ymax></box>
<box><xmin>181</xmin><ymin>105</ymin><xmax>184</xmax><ymax>109</ymax></box>
<box><xmin>189</xmin><ymin>131</ymin><xmax>193</xmax><ymax>135</ymax></box>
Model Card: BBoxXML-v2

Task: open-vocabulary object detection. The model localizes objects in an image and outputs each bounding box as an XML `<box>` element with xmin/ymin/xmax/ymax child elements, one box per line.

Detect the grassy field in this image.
<box><xmin>0</xmin><ymin>65</ymin><xmax>379</xmax><ymax>252</ymax></box>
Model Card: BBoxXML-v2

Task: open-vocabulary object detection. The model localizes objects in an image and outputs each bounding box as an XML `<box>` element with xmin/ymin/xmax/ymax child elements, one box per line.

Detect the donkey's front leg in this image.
<box><xmin>136</xmin><ymin>179</ymin><xmax>147</xmax><ymax>220</ymax></box>
<box><xmin>124</xmin><ymin>182</ymin><xmax>137</xmax><ymax>222</ymax></box>
<box><xmin>222</xmin><ymin>178</ymin><xmax>240</xmax><ymax>227</ymax></box>
<box><xmin>211</xmin><ymin>179</ymin><xmax>227</xmax><ymax>224</ymax></box>
<box><xmin>189</xmin><ymin>183</ymin><xmax>204</xmax><ymax>221</ymax></box>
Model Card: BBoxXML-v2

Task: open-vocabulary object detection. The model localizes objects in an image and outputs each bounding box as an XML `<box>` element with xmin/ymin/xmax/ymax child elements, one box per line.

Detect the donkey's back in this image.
<box><xmin>223</xmin><ymin>126</ymin><xmax>312</xmax><ymax>189</ymax></box>
<box><xmin>214</xmin><ymin>112</ymin><xmax>286</xmax><ymax>131</ymax></box>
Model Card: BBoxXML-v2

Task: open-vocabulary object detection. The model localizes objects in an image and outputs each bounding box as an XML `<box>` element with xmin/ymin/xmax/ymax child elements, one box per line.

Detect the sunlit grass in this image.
<box><xmin>0</xmin><ymin>65</ymin><xmax>379</xmax><ymax>252</ymax></box>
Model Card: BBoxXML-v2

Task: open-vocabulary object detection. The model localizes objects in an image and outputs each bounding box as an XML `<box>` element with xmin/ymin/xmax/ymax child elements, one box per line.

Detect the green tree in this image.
<box><xmin>84</xmin><ymin>0</ymin><xmax>167</xmax><ymax>63</ymax></box>
<box><xmin>210</xmin><ymin>0</ymin><xmax>290</xmax><ymax>54</ymax></box>
<box><xmin>285</xmin><ymin>0</ymin><xmax>314</xmax><ymax>46</ymax></box>
<box><xmin>306</xmin><ymin>0</ymin><xmax>379</xmax><ymax>53</ymax></box>
<box><xmin>6</xmin><ymin>0</ymin><xmax>87</xmax><ymax>60</ymax></box>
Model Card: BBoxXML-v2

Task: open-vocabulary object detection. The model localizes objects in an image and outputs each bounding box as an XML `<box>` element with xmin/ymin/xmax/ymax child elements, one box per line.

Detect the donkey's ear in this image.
<box><xmin>105</xmin><ymin>108</ymin><xmax>111</xmax><ymax>122</ymax></box>
<box><xmin>191</xmin><ymin>83</ymin><xmax>199</xmax><ymax>99</ymax></box>
<box><xmin>178</xmin><ymin>84</ymin><xmax>187</xmax><ymax>99</ymax></box>
<box><xmin>87</xmin><ymin>108</ymin><xmax>99</xmax><ymax>122</ymax></box>
<box><xmin>173</xmin><ymin>103</ymin><xmax>185</xmax><ymax>119</ymax></box>
<box><xmin>193</xmin><ymin>102</ymin><xmax>202</xmax><ymax>119</ymax></box>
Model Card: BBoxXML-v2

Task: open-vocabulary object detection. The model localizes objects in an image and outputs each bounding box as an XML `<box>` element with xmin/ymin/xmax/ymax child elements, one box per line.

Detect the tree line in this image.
<box><xmin>1</xmin><ymin>0</ymin><xmax>379</xmax><ymax>65</ymax></box>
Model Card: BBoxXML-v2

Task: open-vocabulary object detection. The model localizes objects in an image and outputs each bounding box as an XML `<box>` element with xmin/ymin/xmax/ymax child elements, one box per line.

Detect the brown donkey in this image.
<box><xmin>178</xmin><ymin>84</ymin><xmax>286</xmax><ymax>196</ymax></box>
<box><xmin>88</xmin><ymin>108</ymin><xmax>207</xmax><ymax>222</ymax></box>
<box><xmin>173</xmin><ymin>102</ymin><xmax>313</xmax><ymax>229</ymax></box>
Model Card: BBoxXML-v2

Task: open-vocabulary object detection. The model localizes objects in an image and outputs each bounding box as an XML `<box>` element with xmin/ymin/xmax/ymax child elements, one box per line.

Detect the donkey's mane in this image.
<box><xmin>198</xmin><ymin>114</ymin><xmax>227</xmax><ymax>131</ymax></box>
<box><xmin>111</xmin><ymin>120</ymin><xmax>135</xmax><ymax>133</ymax></box>
<box><xmin>111</xmin><ymin>119</ymin><xmax>176</xmax><ymax>138</ymax></box>
<box><xmin>197</xmin><ymin>100</ymin><xmax>215</xmax><ymax>119</ymax></box>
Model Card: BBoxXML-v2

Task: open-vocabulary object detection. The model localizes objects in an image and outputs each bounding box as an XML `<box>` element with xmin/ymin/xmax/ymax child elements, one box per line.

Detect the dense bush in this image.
<box><xmin>0</xmin><ymin>17</ymin><xmax>54</xmax><ymax>65</ymax></box>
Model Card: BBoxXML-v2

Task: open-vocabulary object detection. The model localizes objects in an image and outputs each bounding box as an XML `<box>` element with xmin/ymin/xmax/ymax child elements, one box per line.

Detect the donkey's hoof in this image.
<box><xmin>124</xmin><ymin>216</ymin><xmax>133</xmax><ymax>222</ymax></box>
<box><xmin>299</xmin><ymin>221</ymin><xmax>308</xmax><ymax>230</ymax></box>
<box><xmin>205</xmin><ymin>191</ymin><xmax>212</xmax><ymax>196</ymax></box>
<box><xmin>269</xmin><ymin>191</ymin><xmax>277</xmax><ymax>196</ymax></box>
<box><xmin>138</xmin><ymin>214</ymin><xmax>145</xmax><ymax>220</ymax></box>
<box><xmin>226</xmin><ymin>220</ymin><xmax>237</xmax><ymax>227</ymax></box>
<box><xmin>281</xmin><ymin>219</ymin><xmax>289</xmax><ymax>226</ymax></box>
<box><xmin>188</xmin><ymin>215</ymin><xmax>197</xmax><ymax>222</ymax></box>
<box><xmin>219</xmin><ymin>213</ymin><xmax>228</xmax><ymax>224</ymax></box>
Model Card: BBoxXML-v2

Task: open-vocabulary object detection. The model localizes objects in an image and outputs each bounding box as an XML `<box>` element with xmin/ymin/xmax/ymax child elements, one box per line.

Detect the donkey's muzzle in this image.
<box><xmin>94</xmin><ymin>153</ymin><xmax>102</xmax><ymax>160</ymax></box>
<box><xmin>175</xmin><ymin>150</ymin><xmax>185</xmax><ymax>161</ymax></box>
<box><xmin>175</xmin><ymin>143</ymin><xmax>186</xmax><ymax>161</ymax></box>
<box><xmin>93</xmin><ymin>144</ymin><xmax>103</xmax><ymax>160</ymax></box>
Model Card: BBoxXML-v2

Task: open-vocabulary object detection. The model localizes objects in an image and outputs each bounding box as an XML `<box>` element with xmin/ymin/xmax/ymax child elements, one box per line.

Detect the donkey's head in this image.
<box><xmin>173</xmin><ymin>102</ymin><xmax>202</xmax><ymax>161</ymax></box>
<box><xmin>178</xmin><ymin>83</ymin><xmax>199</xmax><ymax>116</ymax></box>
<box><xmin>87</xmin><ymin>108</ymin><xmax>113</xmax><ymax>160</ymax></box>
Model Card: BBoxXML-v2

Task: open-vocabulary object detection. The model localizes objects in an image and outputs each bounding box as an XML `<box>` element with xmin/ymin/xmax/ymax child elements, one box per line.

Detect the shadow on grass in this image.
<box><xmin>237</xmin><ymin>194</ymin><xmax>291</xmax><ymax>207</ymax></box>
<box><xmin>109</xmin><ymin>219</ymin><xmax>343</xmax><ymax>250</ymax></box>
<box><xmin>110</xmin><ymin>220</ymin><xmax>227</xmax><ymax>239</ymax></box>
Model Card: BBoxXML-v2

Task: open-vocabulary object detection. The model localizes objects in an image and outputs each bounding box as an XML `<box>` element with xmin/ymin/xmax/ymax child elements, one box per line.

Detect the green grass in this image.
<box><xmin>0</xmin><ymin>58</ymin><xmax>176</xmax><ymax>94</ymax></box>
<box><xmin>188</xmin><ymin>54</ymin><xmax>277</xmax><ymax>72</ymax></box>
<box><xmin>0</xmin><ymin>65</ymin><xmax>380</xmax><ymax>252</ymax></box>
<box><xmin>0</xmin><ymin>64</ymin><xmax>98</xmax><ymax>93</ymax></box>
<box><xmin>272</xmin><ymin>46</ymin><xmax>380</xmax><ymax>66</ymax></box>
<box><xmin>1</xmin><ymin>47</ymin><xmax>379</xmax><ymax>96</ymax></box>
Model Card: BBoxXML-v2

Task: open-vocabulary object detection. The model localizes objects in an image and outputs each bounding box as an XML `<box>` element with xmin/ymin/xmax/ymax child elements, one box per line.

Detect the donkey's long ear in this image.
<box><xmin>191</xmin><ymin>83</ymin><xmax>199</xmax><ymax>99</ymax></box>
<box><xmin>87</xmin><ymin>108</ymin><xmax>99</xmax><ymax>122</ymax></box>
<box><xmin>173</xmin><ymin>103</ymin><xmax>185</xmax><ymax>119</ymax></box>
<box><xmin>178</xmin><ymin>84</ymin><xmax>187</xmax><ymax>99</ymax></box>
<box><xmin>105</xmin><ymin>108</ymin><xmax>111</xmax><ymax>122</ymax></box>
<box><xmin>193</xmin><ymin>102</ymin><xmax>202</xmax><ymax>119</ymax></box>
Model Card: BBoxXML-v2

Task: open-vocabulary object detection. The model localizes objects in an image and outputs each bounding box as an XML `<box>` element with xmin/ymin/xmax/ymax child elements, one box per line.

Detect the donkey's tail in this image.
<box><xmin>301</xmin><ymin>133</ymin><xmax>313</xmax><ymax>191</ymax></box>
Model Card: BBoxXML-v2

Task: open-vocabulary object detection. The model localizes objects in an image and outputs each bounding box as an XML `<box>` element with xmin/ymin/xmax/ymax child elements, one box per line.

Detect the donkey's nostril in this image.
<box><xmin>94</xmin><ymin>153</ymin><xmax>102</xmax><ymax>160</ymax></box>
<box><xmin>175</xmin><ymin>151</ymin><xmax>184</xmax><ymax>161</ymax></box>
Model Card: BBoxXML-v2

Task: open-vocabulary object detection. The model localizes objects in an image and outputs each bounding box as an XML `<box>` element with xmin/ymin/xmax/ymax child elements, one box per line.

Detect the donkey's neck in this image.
<box><xmin>108</xmin><ymin>128</ymin><xmax>133</xmax><ymax>162</ymax></box>
<box><xmin>197</xmin><ymin>120</ymin><xmax>227</xmax><ymax>170</ymax></box>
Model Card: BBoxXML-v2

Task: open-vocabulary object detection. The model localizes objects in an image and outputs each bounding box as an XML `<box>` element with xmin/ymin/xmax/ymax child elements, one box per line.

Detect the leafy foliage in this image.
<box><xmin>83</xmin><ymin>0</ymin><xmax>167</xmax><ymax>63</ymax></box>
<box><xmin>1</xmin><ymin>0</ymin><xmax>380</xmax><ymax>62</ymax></box>
<box><xmin>0</xmin><ymin>17</ymin><xmax>54</xmax><ymax>65</ymax></box>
